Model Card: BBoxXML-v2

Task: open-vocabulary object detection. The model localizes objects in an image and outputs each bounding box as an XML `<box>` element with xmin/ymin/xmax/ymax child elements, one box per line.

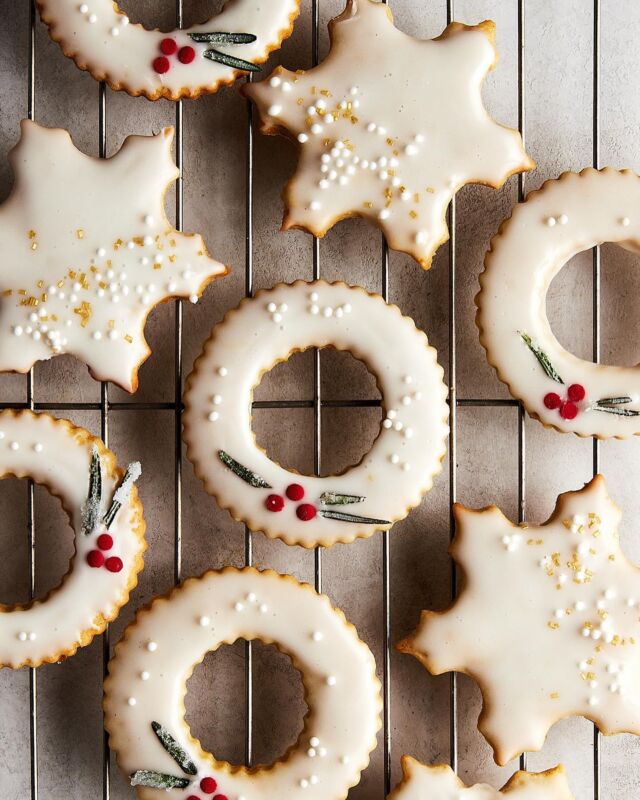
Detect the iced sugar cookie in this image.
<box><xmin>0</xmin><ymin>121</ymin><xmax>227</xmax><ymax>393</ymax></box>
<box><xmin>389</xmin><ymin>758</ymin><xmax>574</xmax><ymax>800</ymax></box>
<box><xmin>183</xmin><ymin>281</ymin><xmax>449</xmax><ymax>548</ymax></box>
<box><xmin>477</xmin><ymin>168</ymin><xmax>640</xmax><ymax>438</ymax></box>
<box><xmin>243</xmin><ymin>0</ymin><xmax>533</xmax><ymax>269</ymax></box>
<box><xmin>0</xmin><ymin>410</ymin><xmax>145</xmax><ymax>669</ymax></box>
<box><xmin>104</xmin><ymin>568</ymin><xmax>382</xmax><ymax>799</ymax></box>
<box><xmin>36</xmin><ymin>0</ymin><xmax>301</xmax><ymax>100</ymax></box>
<box><xmin>398</xmin><ymin>476</ymin><xmax>640</xmax><ymax>765</ymax></box>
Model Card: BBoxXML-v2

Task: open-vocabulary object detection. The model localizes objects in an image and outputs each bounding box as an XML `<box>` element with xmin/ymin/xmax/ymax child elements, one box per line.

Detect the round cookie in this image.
<box><xmin>243</xmin><ymin>0</ymin><xmax>533</xmax><ymax>269</ymax></box>
<box><xmin>388</xmin><ymin>758</ymin><xmax>574</xmax><ymax>800</ymax></box>
<box><xmin>477</xmin><ymin>167</ymin><xmax>640</xmax><ymax>438</ymax></box>
<box><xmin>36</xmin><ymin>0</ymin><xmax>301</xmax><ymax>100</ymax></box>
<box><xmin>398</xmin><ymin>475</ymin><xmax>640</xmax><ymax>765</ymax></box>
<box><xmin>0</xmin><ymin>121</ymin><xmax>227</xmax><ymax>393</ymax></box>
<box><xmin>183</xmin><ymin>281</ymin><xmax>449</xmax><ymax>548</ymax></box>
<box><xmin>0</xmin><ymin>410</ymin><xmax>145</xmax><ymax>669</ymax></box>
<box><xmin>104</xmin><ymin>568</ymin><xmax>382</xmax><ymax>799</ymax></box>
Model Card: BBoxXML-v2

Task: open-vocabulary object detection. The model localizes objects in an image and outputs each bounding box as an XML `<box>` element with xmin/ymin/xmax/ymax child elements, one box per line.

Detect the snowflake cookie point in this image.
<box><xmin>388</xmin><ymin>758</ymin><xmax>575</xmax><ymax>800</ymax></box>
<box><xmin>243</xmin><ymin>1</ymin><xmax>533</xmax><ymax>270</ymax></box>
<box><xmin>0</xmin><ymin>122</ymin><xmax>227</xmax><ymax>392</ymax></box>
<box><xmin>400</xmin><ymin>475</ymin><xmax>636</xmax><ymax>765</ymax></box>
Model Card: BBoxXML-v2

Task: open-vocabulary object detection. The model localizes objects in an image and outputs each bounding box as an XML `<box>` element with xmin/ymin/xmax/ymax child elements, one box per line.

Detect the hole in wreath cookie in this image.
<box><xmin>184</xmin><ymin>640</ymin><xmax>306</xmax><ymax>766</ymax></box>
<box><xmin>252</xmin><ymin>349</ymin><xmax>382</xmax><ymax>477</ymax></box>
<box><xmin>547</xmin><ymin>244</ymin><xmax>640</xmax><ymax>368</ymax></box>
<box><xmin>0</xmin><ymin>478</ymin><xmax>74</xmax><ymax>606</ymax></box>
<box><xmin>116</xmin><ymin>0</ymin><xmax>225</xmax><ymax>32</ymax></box>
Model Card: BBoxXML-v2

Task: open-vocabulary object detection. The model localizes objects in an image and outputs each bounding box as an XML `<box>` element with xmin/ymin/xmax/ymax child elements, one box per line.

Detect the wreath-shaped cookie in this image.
<box><xmin>477</xmin><ymin>168</ymin><xmax>640</xmax><ymax>438</ymax></box>
<box><xmin>183</xmin><ymin>281</ymin><xmax>449</xmax><ymax>548</ymax></box>
<box><xmin>104</xmin><ymin>568</ymin><xmax>382</xmax><ymax>799</ymax></box>
<box><xmin>35</xmin><ymin>0</ymin><xmax>301</xmax><ymax>100</ymax></box>
<box><xmin>0</xmin><ymin>410</ymin><xmax>145</xmax><ymax>669</ymax></box>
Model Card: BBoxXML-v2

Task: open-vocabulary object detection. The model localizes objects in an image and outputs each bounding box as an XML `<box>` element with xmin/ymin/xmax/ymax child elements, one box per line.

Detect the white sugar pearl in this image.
<box><xmin>416</xmin><ymin>231</ymin><xmax>428</xmax><ymax>245</ymax></box>
<box><xmin>575</xmin><ymin>600</ymin><xmax>586</xmax><ymax>611</ymax></box>
<box><xmin>341</xmin><ymin>755</ymin><xmax>351</xmax><ymax>764</ymax></box>
<box><xmin>621</xmin><ymin>216</ymin><xmax>631</xmax><ymax>226</ymax></box>
<box><xmin>235</xmin><ymin>602</ymin><xmax>244</xmax><ymax>612</ymax></box>
<box><xmin>545</xmin><ymin>216</ymin><xmax>557</xmax><ymax>227</ymax></box>
<box><xmin>270</xmin><ymin>76</ymin><xmax>282</xmax><ymax>87</ymax></box>
<box><xmin>79</xmin><ymin>3</ymin><xmax>89</xmax><ymax>11</ymax></box>
<box><xmin>92</xmin><ymin>331</ymin><xmax>102</xmax><ymax>340</ymax></box>
<box><xmin>18</xmin><ymin>632</ymin><xmax>27</xmax><ymax>641</ymax></box>
<box><xmin>382</xmin><ymin>419</ymin><xmax>393</xmax><ymax>429</ymax></box>
<box><xmin>13</xmin><ymin>326</ymin><xmax>23</xmax><ymax>336</ymax></box>
<box><xmin>140</xmin><ymin>671</ymin><xmax>150</xmax><ymax>681</ymax></box>
<box><xmin>310</xmin><ymin>737</ymin><xmax>320</xmax><ymax>747</ymax></box>
<box><xmin>298</xmin><ymin>133</ymin><xmax>309</xmax><ymax>143</ymax></box>
<box><xmin>282</xmin><ymin>82</ymin><xmax>292</xmax><ymax>92</ymax></box>
<box><xmin>247</xmin><ymin>592</ymin><xmax>257</xmax><ymax>603</ymax></box>
<box><xmin>199</xmin><ymin>616</ymin><xmax>210</xmax><ymax>627</ymax></box>
<box><xmin>367</xmin><ymin>123</ymin><xmax>377</xmax><ymax>132</ymax></box>
<box><xmin>604</xmin><ymin>588</ymin><xmax>616</xmax><ymax>599</ymax></box>
<box><xmin>300</xmin><ymin>779</ymin><xmax>309</xmax><ymax>789</ymax></box>
<box><xmin>379</xmin><ymin>209</ymin><xmax>391</xmax><ymax>220</ymax></box>
<box><xmin>273</xmin><ymin>313</ymin><xmax>283</xmax><ymax>323</ymax></box>
<box><xmin>208</xmin><ymin>412</ymin><xmax>219</xmax><ymax>422</ymax></box>
<box><xmin>259</xmin><ymin>604</ymin><xmax>268</xmax><ymax>613</ymax></box>
<box><xmin>127</xmin><ymin>697</ymin><xmax>137</xmax><ymax>707</ymax></box>
<box><xmin>33</xmin><ymin>443</ymin><xmax>43</xmax><ymax>453</ymax></box>
<box><xmin>147</xmin><ymin>641</ymin><xmax>158</xmax><ymax>652</ymax></box>
<box><xmin>308</xmin><ymin>748</ymin><xmax>317</xmax><ymax>757</ymax></box>
<box><xmin>310</xmin><ymin>292</ymin><xmax>319</xmax><ymax>302</ymax></box>
<box><xmin>312</xmin><ymin>631</ymin><xmax>323</xmax><ymax>642</ymax></box>
<box><xmin>96</xmin><ymin>247</ymin><xmax>106</xmax><ymax>257</ymax></box>
<box><xmin>28</xmin><ymin>632</ymin><xmax>36</xmax><ymax>641</ymax></box>
<box><xmin>310</xmin><ymin>305</ymin><xmax>319</xmax><ymax>315</ymax></box>
<box><xmin>323</xmin><ymin>307</ymin><xmax>333</xmax><ymax>317</ymax></box>
<box><xmin>311</xmin><ymin>124</ymin><xmax>323</xmax><ymax>135</ymax></box>
<box><xmin>110</xmin><ymin>26</ymin><xmax>119</xmax><ymax>36</ymax></box>
<box><xmin>120</xmin><ymin>15</ymin><xmax>129</xmax><ymax>25</ymax></box>
<box><xmin>589</xmin><ymin>696</ymin><xmax>599</xmax><ymax>707</ymax></box>
<box><xmin>405</xmin><ymin>144</ymin><xmax>418</xmax><ymax>156</ymax></box>
<box><xmin>310</xmin><ymin>776</ymin><xmax>319</xmax><ymax>785</ymax></box>
<box><xmin>10</xmin><ymin>442</ymin><xmax>19</xmax><ymax>451</ymax></box>
<box><xmin>404</xmin><ymin>428</ymin><xmax>414</xmax><ymax>439</ymax></box>
<box><xmin>390</xmin><ymin>454</ymin><xmax>400</xmax><ymax>465</ymax></box>
<box><xmin>319</xmin><ymin>179</ymin><xmax>330</xmax><ymax>190</ymax></box>
<box><xmin>558</xmin><ymin>214</ymin><xmax>569</xmax><ymax>225</ymax></box>
<box><xmin>310</xmin><ymin>201</ymin><xmax>321</xmax><ymax>211</ymax></box>
<box><xmin>318</xmin><ymin>748</ymin><xmax>327</xmax><ymax>757</ymax></box>
<box><xmin>394</xmin><ymin>421</ymin><xmax>403</xmax><ymax>432</ymax></box>
<box><xmin>88</xmin><ymin>13</ymin><xmax>97</xmax><ymax>23</ymax></box>
<box><xmin>218</xmin><ymin>367</ymin><xmax>228</xmax><ymax>377</ymax></box>
<box><xmin>267</xmin><ymin>302</ymin><xmax>277</xmax><ymax>312</ymax></box>
<box><xmin>268</xmin><ymin>104</ymin><xmax>282</xmax><ymax>116</ymax></box>
<box><xmin>326</xmin><ymin>675</ymin><xmax>337</xmax><ymax>686</ymax></box>
<box><xmin>213</xmin><ymin>394</ymin><xmax>222</xmax><ymax>405</ymax></box>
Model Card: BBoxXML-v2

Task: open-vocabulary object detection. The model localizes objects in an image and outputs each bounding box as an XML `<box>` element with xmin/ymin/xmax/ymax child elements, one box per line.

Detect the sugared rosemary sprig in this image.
<box><xmin>189</xmin><ymin>32</ymin><xmax>257</xmax><ymax>44</ymax></box>
<box><xmin>103</xmin><ymin>461</ymin><xmax>142</xmax><ymax>529</ymax></box>
<box><xmin>519</xmin><ymin>332</ymin><xmax>564</xmax><ymax>384</ymax></box>
<box><xmin>151</xmin><ymin>722</ymin><xmax>197</xmax><ymax>775</ymax></box>
<box><xmin>320</xmin><ymin>492</ymin><xmax>365</xmax><ymax>505</ymax></box>
<box><xmin>82</xmin><ymin>445</ymin><xmax>102</xmax><ymax>535</ymax></box>
<box><xmin>218</xmin><ymin>450</ymin><xmax>272</xmax><ymax>488</ymax></box>
<box><xmin>593</xmin><ymin>397</ymin><xmax>640</xmax><ymax>416</ymax></box>
<box><xmin>130</xmin><ymin>770</ymin><xmax>190</xmax><ymax>789</ymax></box>
<box><xmin>202</xmin><ymin>49</ymin><xmax>261</xmax><ymax>72</ymax></box>
<box><xmin>320</xmin><ymin>510</ymin><xmax>390</xmax><ymax>525</ymax></box>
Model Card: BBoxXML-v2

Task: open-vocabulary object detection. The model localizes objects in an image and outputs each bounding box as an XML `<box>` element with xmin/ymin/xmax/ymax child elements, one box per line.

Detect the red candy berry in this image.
<box><xmin>214</xmin><ymin>795</ymin><xmax>229</xmax><ymax>800</ymax></box>
<box><xmin>186</xmin><ymin>796</ymin><xmax>200</xmax><ymax>800</ymax></box>
<box><xmin>567</xmin><ymin>383</ymin><xmax>586</xmax><ymax>402</ymax></box>
<box><xmin>105</xmin><ymin>556</ymin><xmax>123</xmax><ymax>573</ymax></box>
<box><xmin>560</xmin><ymin>401</ymin><xmax>579</xmax><ymax>420</ymax></box>
<box><xmin>178</xmin><ymin>46</ymin><xmax>196</xmax><ymax>64</ymax></box>
<box><xmin>160</xmin><ymin>38</ymin><xmax>178</xmax><ymax>55</ymax></box>
<box><xmin>153</xmin><ymin>56</ymin><xmax>171</xmax><ymax>74</ymax></box>
<box><xmin>200</xmin><ymin>777</ymin><xmax>218</xmax><ymax>794</ymax></box>
<box><xmin>97</xmin><ymin>533</ymin><xmax>113</xmax><ymax>551</ymax></box>
<box><xmin>286</xmin><ymin>483</ymin><xmax>305</xmax><ymax>501</ymax></box>
<box><xmin>87</xmin><ymin>550</ymin><xmax>105</xmax><ymax>568</ymax></box>
<box><xmin>265</xmin><ymin>494</ymin><xmax>285</xmax><ymax>512</ymax></box>
<box><xmin>296</xmin><ymin>503</ymin><xmax>317</xmax><ymax>521</ymax></box>
<box><xmin>543</xmin><ymin>392</ymin><xmax>561</xmax><ymax>410</ymax></box>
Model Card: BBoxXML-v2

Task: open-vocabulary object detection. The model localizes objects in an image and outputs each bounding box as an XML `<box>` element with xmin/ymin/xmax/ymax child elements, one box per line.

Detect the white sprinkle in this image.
<box><xmin>582</xmin><ymin>626</ymin><xmax>591</xmax><ymax>637</ymax></box>
<box><xmin>390</xmin><ymin>454</ymin><xmax>400</xmax><ymax>465</ymax></box>
<box><xmin>269</xmin><ymin>76</ymin><xmax>282</xmax><ymax>88</ymax></box>
<box><xmin>575</xmin><ymin>600</ymin><xmax>586</xmax><ymax>611</ymax></box>
<box><xmin>310</xmin><ymin>737</ymin><xmax>320</xmax><ymax>747</ymax></box>
<box><xmin>558</xmin><ymin>214</ymin><xmax>569</xmax><ymax>225</ymax></box>
<box><xmin>341</xmin><ymin>755</ymin><xmax>350</xmax><ymax>764</ymax></box>
<box><xmin>350</xmin><ymin>86</ymin><xmax>359</xmax><ymax>95</ymax></box>
<box><xmin>282</xmin><ymin>82</ymin><xmax>292</xmax><ymax>93</ymax></box>
<box><xmin>404</xmin><ymin>428</ymin><xmax>414</xmax><ymax>439</ymax></box>
<box><xmin>34</xmin><ymin>443</ymin><xmax>43</xmax><ymax>453</ymax></box>
<box><xmin>326</xmin><ymin>675</ymin><xmax>337</xmax><ymax>686</ymax></box>
<box><xmin>402</xmin><ymin>395</ymin><xmax>412</xmax><ymax>406</ymax></box>
<box><xmin>310</xmin><ymin>776</ymin><xmax>319</xmax><ymax>785</ymax></box>
<box><xmin>10</xmin><ymin>442</ymin><xmax>19</xmax><ymax>451</ymax></box>
<box><xmin>267</xmin><ymin>302</ymin><xmax>277</xmax><ymax>313</ymax></box>
<box><xmin>143</xmin><ymin>235</ymin><xmax>154</xmax><ymax>246</ymax></box>
<box><xmin>621</xmin><ymin>216</ymin><xmax>631</xmax><ymax>227</ymax></box>
<box><xmin>588</xmin><ymin>696</ymin><xmax>599</xmax><ymax>707</ymax></box>
<box><xmin>310</xmin><ymin>305</ymin><xmax>319</xmax><ymax>315</ymax></box>
<box><xmin>247</xmin><ymin>592</ymin><xmax>257</xmax><ymax>603</ymax></box>
<box><xmin>367</xmin><ymin>123</ymin><xmax>377</xmax><ymax>133</ymax></box>
<box><xmin>402</xmin><ymin>463</ymin><xmax>411</xmax><ymax>472</ymax></box>
<box><xmin>308</xmin><ymin>748</ymin><xmax>317</xmax><ymax>758</ymax></box>
<box><xmin>88</xmin><ymin>13</ymin><xmax>97</xmax><ymax>22</ymax></box>
<box><xmin>307</xmin><ymin>106</ymin><xmax>317</xmax><ymax>115</ymax></box>
<box><xmin>323</xmin><ymin>307</ymin><xmax>333</xmax><ymax>318</ymax></box>
<box><xmin>18</xmin><ymin>632</ymin><xmax>27</xmax><ymax>641</ymax></box>
<box><xmin>545</xmin><ymin>216</ymin><xmax>557</xmax><ymax>227</ymax></box>
<box><xmin>13</xmin><ymin>326</ymin><xmax>23</xmax><ymax>337</ymax></box>
<box><xmin>235</xmin><ymin>602</ymin><xmax>244</xmax><ymax>612</ymax></box>
<box><xmin>273</xmin><ymin>313</ymin><xmax>283</xmax><ymax>323</ymax></box>
<box><xmin>268</xmin><ymin>104</ymin><xmax>282</xmax><ymax>116</ymax></box>
<box><xmin>120</xmin><ymin>16</ymin><xmax>129</xmax><ymax>25</ymax></box>
<box><xmin>218</xmin><ymin>367</ymin><xmax>228</xmax><ymax>377</ymax></box>
<box><xmin>604</xmin><ymin>588</ymin><xmax>616</xmax><ymax>600</ymax></box>
<box><xmin>394</xmin><ymin>421</ymin><xmax>403</xmax><ymax>432</ymax></box>
<box><xmin>96</xmin><ymin>247</ymin><xmax>106</xmax><ymax>257</ymax></box>
<box><xmin>259</xmin><ymin>603</ymin><xmax>268</xmax><ymax>613</ymax></box>
<box><xmin>343</xmin><ymin>303</ymin><xmax>352</xmax><ymax>313</ymax></box>
<box><xmin>110</xmin><ymin>26</ymin><xmax>119</xmax><ymax>36</ymax></box>
<box><xmin>92</xmin><ymin>331</ymin><xmax>102</xmax><ymax>340</ymax></box>
<box><xmin>312</xmin><ymin>631</ymin><xmax>323</xmax><ymax>642</ymax></box>
<box><xmin>554</xmin><ymin>609</ymin><xmax>564</xmax><ymax>619</ymax></box>
<box><xmin>415</xmin><ymin>133</ymin><xmax>425</xmax><ymax>143</ymax></box>
<box><xmin>379</xmin><ymin>209</ymin><xmax>391</xmax><ymax>220</ymax></box>
<box><xmin>627</xmin><ymin>598</ymin><xmax>637</xmax><ymax>607</ymax></box>
<box><xmin>319</xmin><ymin>179</ymin><xmax>330</xmax><ymax>190</ymax></box>
<box><xmin>318</xmin><ymin>747</ymin><xmax>327</xmax><ymax>757</ymax></box>
<box><xmin>147</xmin><ymin>641</ymin><xmax>158</xmax><ymax>652</ymax></box>
<box><xmin>416</xmin><ymin>231</ymin><xmax>428</xmax><ymax>245</ymax></box>
<box><xmin>300</xmin><ymin>779</ymin><xmax>309</xmax><ymax>789</ymax></box>
<box><xmin>127</xmin><ymin>697</ymin><xmax>137</xmax><ymax>707</ymax></box>
<box><xmin>404</xmin><ymin>144</ymin><xmax>418</xmax><ymax>156</ymax></box>
<box><xmin>213</xmin><ymin>394</ymin><xmax>222</xmax><ymax>405</ymax></box>
<box><xmin>79</xmin><ymin>3</ymin><xmax>88</xmax><ymax>12</ymax></box>
<box><xmin>311</xmin><ymin>124</ymin><xmax>323</xmax><ymax>136</ymax></box>
<box><xmin>298</xmin><ymin>133</ymin><xmax>309</xmax><ymax>143</ymax></box>
<box><xmin>310</xmin><ymin>201</ymin><xmax>321</xmax><ymax>211</ymax></box>
<box><xmin>382</xmin><ymin>419</ymin><xmax>393</xmax><ymax>429</ymax></box>
<box><xmin>208</xmin><ymin>412</ymin><xmax>219</xmax><ymax>422</ymax></box>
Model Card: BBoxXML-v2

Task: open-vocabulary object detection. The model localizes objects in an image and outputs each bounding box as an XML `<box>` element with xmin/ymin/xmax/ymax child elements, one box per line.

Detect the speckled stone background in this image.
<box><xmin>2</xmin><ymin>1</ymin><xmax>640</xmax><ymax>798</ymax></box>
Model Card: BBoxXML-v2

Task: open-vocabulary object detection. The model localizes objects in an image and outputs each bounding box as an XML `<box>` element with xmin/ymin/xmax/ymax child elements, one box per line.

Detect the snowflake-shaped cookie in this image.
<box><xmin>243</xmin><ymin>0</ymin><xmax>533</xmax><ymax>269</ymax></box>
<box><xmin>399</xmin><ymin>476</ymin><xmax>640</xmax><ymax>765</ymax></box>
<box><xmin>0</xmin><ymin>121</ymin><xmax>227</xmax><ymax>392</ymax></box>
<box><xmin>389</xmin><ymin>758</ymin><xmax>574</xmax><ymax>800</ymax></box>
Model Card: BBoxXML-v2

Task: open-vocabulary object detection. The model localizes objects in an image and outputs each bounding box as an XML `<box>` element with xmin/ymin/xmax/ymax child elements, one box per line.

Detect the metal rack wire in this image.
<box><xmin>18</xmin><ymin>0</ymin><xmax>605</xmax><ymax>798</ymax></box>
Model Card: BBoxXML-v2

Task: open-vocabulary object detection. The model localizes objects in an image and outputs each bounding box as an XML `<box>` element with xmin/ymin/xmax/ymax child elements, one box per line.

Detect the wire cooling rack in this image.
<box><xmin>7</xmin><ymin>0</ymin><xmax>608</xmax><ymax>797</ymax></box>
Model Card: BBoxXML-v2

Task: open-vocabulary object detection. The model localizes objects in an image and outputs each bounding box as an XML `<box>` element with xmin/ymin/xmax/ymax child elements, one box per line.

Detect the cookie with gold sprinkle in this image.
<box><xmin>242</xmin><ymin>0</ymin><xmax>533</xmax><ymax>269</ymax></box>
<box><xmin>398</xmin><ymin>476</ymin><xmax>640</xmax><ymax>765</ymax></box>
<box><xmin>389</xmin><ymin>758</ymin><xmax>574</xmax><ymax>800</ymax></box>
<box><xmin>0</xmin><ymin>121</ymin><xmax>227</xmax><ymax>392</ymax></box>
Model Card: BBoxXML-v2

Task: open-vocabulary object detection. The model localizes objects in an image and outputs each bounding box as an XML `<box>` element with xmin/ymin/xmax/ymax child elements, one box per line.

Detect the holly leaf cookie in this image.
<box><xmin>389</xmin><ymin>758</ymin><xmax>574</xmax><ymax>800</ymax></box>
<box><xmin>243</xmin><ymin>0</ymin><xmax>534</xmax><ymax>269</ymax></box>
<box><xmin>0</xmin><ymin>121</ymin><xmax>227</xmax><ymax>392</ymax></box>
<box><xmin>399</xmin><ymin>476</ymin><xmax>640</xmax><ymax>765</ymax></box>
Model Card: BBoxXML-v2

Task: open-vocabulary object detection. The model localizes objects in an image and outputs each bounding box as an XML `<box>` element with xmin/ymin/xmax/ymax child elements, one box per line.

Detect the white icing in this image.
<box><xmin>401</xmin><ymin>476</ymin><xmax>640</xmax><ymax>765</ymax></box>
<box><xmin>104</xmin><ymin>568</ymin><xmax>382</xmax><ymax>799</ymax></box>
<box><xmin>388</xmin><ymin>758</ymin><xmax>574</xmax><ymax>800</ymax></box>
<box><xmin>0</xmin><ymin>122</ymin><xmax>227</xmax><ymax>392</ymax></box>
<box><xmin>0</xmin><ymin>411</ymin><xmax>145</xmax><ymax>669</ymax></box>
<box><xmin>477</xmin><ymin>167</ymin><xmax>640</xmax><ymax>438</ymax></box>
<box><xmin>183</xmin><ymin>281</ymin><xmax>449</xmax><ymax>548</ymax></box>
<box><xmin>244</xmin><ymin>0</ymin><xmax>533</xmax><ymax>269</ymax></box>
<box><xmin>36</xmin><ymin>0</ymin><xmax>301</xmax><ymax>100</ymax></box>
